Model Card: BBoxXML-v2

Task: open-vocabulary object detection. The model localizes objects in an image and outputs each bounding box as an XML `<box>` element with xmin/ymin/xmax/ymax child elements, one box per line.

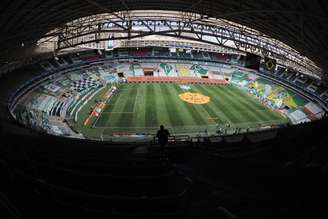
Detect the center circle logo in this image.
<box><xmin>179</xmin><ymin>92</ymin><xmax>210</xmax><ymax>104</ymax></box>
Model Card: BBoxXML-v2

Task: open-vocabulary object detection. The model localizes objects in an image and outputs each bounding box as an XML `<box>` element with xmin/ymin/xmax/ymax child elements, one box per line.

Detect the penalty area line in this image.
<box><xmin>93</xmin><ymin>86</ymin><xmax>138</xmax><ymax>127</ymax></box>
<box><xmin>92</xmin><ymin>86</ymin><xmax>116</xmax><ymax>128</ymax></box>
<box><xmin>101</xmin><ymin>112</ymin><xmax>135</xmax><ymax>114</ymax></box>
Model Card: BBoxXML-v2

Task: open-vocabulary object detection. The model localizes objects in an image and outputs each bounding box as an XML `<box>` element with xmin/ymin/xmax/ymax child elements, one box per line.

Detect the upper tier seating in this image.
<box><xmin>25</xmin><ymin>46</ymin><xmax>328</xmax><ymax>109</ymax></box>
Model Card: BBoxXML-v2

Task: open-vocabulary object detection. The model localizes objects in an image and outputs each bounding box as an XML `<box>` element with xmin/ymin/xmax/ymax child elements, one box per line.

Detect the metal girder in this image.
<box><xmin>40</xmin><ymin>11</ymin><xmax>321</xmax><ymax>77</ymax></box>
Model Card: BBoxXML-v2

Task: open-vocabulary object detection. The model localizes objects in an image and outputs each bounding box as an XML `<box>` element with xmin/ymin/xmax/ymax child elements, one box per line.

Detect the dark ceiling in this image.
<box><xmin>0</xmin><ymin>0</ymin><xmax>328</xmax><ymax>76</ymax></box>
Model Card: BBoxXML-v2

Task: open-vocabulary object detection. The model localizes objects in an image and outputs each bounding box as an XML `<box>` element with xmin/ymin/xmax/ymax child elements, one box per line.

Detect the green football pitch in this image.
<box><xmin>73</xmin><ymin>83</ymin><xmax>288</xmax><ymax>139</ymax></box>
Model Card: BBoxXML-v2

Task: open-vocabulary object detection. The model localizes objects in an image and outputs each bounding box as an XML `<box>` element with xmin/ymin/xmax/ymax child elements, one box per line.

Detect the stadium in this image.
<box><xmin>1</xmin><ymin>1</ymin><xmax>328</xmax><ymax>218</ymax></box>
<box><xmin>8</xmin><ymin>13</ymin><xmax>326</xmax><ymax>141</ymax></box>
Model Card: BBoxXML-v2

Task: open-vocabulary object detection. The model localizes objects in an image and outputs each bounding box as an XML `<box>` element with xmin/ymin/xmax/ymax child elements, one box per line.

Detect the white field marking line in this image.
<box><xmin>117</xmin><ymin>88</ymin><xmax>135</xmax><ymax>91</ymax></box>
<box><xmin>253</xmin><ymin>109</ymin><xmax>272</xmax><ymax>111</ymax></box>
<box><xmin>93</xmin><ymin>119</ymin><xmax>286</xmax><ymax>129</ymax></box>
<box><xmin>75</xmin><ymin>87</ymin><xmax>106</xmax><ymax>122</ymax></box>
<box><xmin>92</xmin><ymin>86</ymin><xmax>116</xmax><ymax>128</ymax></box>
<box><xmin>101</xmin><ymin>112</ymin><xmax>135</xmax><ymax>114</ymax></box>
<box><xmin>101</xmin><ymin>87</ymin><xmax>139</xmax><ymax>114</ymax></box>
<box><xmin>94</xmin><ymin>86</ymin><xmax>139</xmax><ymax>126</ymax></box>
<box><xmin>193</xmin><ymin>85</ymin><xmax>233</xmax><ymax>121</ymax></box>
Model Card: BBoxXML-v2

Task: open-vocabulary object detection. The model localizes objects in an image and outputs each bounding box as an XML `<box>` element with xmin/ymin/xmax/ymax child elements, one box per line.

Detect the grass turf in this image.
<box><xmin>73</xmin><ymin>83</ymin><xmax>288</xmax><ymax>139</ymax></box>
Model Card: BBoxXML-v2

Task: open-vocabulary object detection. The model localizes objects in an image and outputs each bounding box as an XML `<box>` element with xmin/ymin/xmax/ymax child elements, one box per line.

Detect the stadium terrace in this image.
<box><xmin>4</xmin><ymin>11</ymin><xmax>326</xmax><ymax>142</ymax></box>
<box><xmin>8</xmin><ymin>46</ymin><xmax>327</xmax><ymax>142</ymax></box>
<box><xmin>1</xmin><ymin>4</ymin><xmax>328</xmax><ymax>218</ymax></box>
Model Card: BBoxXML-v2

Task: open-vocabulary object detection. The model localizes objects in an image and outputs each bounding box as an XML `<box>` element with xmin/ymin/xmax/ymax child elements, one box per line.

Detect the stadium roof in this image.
<box><xmin>1</xmin><ymin>0</ymin><xmax>328</xmax><ymax>78</ymax></box>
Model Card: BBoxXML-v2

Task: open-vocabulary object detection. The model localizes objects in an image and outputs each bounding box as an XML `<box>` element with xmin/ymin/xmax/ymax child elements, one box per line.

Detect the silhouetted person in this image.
<box><xmin>156</xmin><ymin>125</ymin><xmax>170</xmax><ymax>153</ymax></box>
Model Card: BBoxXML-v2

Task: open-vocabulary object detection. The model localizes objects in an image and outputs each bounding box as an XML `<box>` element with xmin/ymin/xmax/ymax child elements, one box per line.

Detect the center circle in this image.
<box><xmin>179</xmin><ymin>92</ymin><xmax>210</xmax><ymax>104</ymax></box>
